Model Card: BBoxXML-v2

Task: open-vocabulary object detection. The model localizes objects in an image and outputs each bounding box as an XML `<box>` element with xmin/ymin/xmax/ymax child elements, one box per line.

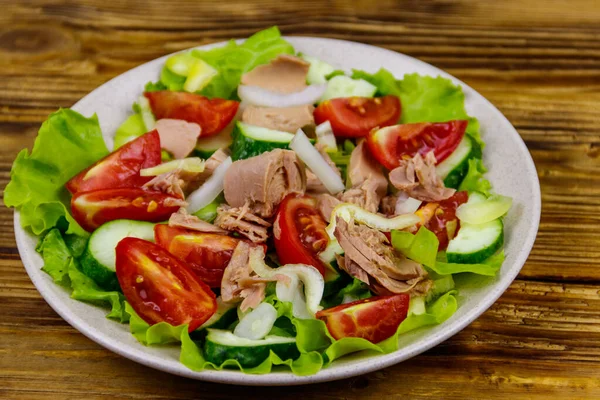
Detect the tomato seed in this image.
<box><xmin>147</xmin><ymin>200</ymin><xmax>158</xmax><ymax>212</ymax></box>
<box><xmin>132</xmin><ymin>197</ymin><xmax>144</xmax><ymax>207</ymax></box>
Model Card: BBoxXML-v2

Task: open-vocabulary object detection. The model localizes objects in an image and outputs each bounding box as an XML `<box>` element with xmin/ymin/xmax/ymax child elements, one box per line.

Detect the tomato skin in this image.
<box><xmin>273</xmin><ymin>195</ymin><xmax>329</xmax><ymax>276</ymax></box>
<box><xmin>316</xmin><ymin>294</ymin><xmax>410</xmax><ymax>343</ymax></box>
<box><xmin>116</xmin><ymin>237</ymin><xmax>216</xmax><ymax>331</ymax></box>
<box><xmin>154</xmin><ymin>225</ymin><xmax>241</xmax><ymax>288</ymax></box>
<box><xmin>416</xmin><ymin>191</ymin><xmax>469</xmax><ymax>250</ymax></box>
<box><xmin>66</xmin><ymin>131</ymin><xmax>161</xmax><ymax>195</ymax></box>
<box><xmin>144</xmin><ymin>91</ymin><xmax>239</xmax><ymax>137</ymax></box>
<box><xmin>367</xmin><ymin>120</ymin><xmax>468</xmax><ymax>170</ymax></box>
<box><xmin>71</xmin><ymin>188</ymin><xmax>182</xmax><ymax>232</ymax></box>
<box><xmin>314</xmin><ymin>96</ymin><xmax>401</xmax><ymax>138</ymax></box>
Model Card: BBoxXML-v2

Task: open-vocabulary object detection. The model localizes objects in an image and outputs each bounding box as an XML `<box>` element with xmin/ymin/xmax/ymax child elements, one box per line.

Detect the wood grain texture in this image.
<box><xmin>1</xmin><ymin>0</ymin><xmax>599</xmax><ymax>398</ymax></box>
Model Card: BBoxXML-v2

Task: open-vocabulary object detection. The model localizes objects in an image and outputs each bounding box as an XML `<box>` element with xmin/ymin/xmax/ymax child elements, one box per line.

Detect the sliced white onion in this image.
<box><xmin>315</xmin><ymin>121</ymin><xmax>337</xmax><ymax>151</ymax></box>
<box><xmin>186</xmin><ymin>156</ymin><xmax>232</xmax><ymax>213</ymax></box>
<box><xmin>290</xmin><ymin>129</ymin><xmax>344</xmax><ymax>194</ymax></box>
<box><xmin>249</xmin><ymin>249</ymin><xmax>324</xmax><ymax>317</ymax></box>
<box><xmin>395</xmin><ymin>195</ymin><xmax>422</xmax><ymax>215</ymax></box>
<box><xmin>237</xmin><ymin>84</ymin><xmax>326</xmax><ymax>108</ymax></box>
<box><xmin>233</xmin><ymin>303</ymin><xmax>277</xmax><ymax>340</ymax></box>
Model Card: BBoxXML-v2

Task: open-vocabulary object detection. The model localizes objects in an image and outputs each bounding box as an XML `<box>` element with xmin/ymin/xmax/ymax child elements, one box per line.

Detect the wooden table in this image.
<box><xmin>1</xmin><ymin>1</ymin><xmax>599</xmax><ymax>398</ymax></box>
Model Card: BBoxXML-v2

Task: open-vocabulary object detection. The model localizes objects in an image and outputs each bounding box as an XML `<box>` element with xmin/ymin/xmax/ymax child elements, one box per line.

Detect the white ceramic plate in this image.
<box><xmin>14</xmin><ymin>37</ymin><xmax>541</xmax><ymax>385</ymax></box>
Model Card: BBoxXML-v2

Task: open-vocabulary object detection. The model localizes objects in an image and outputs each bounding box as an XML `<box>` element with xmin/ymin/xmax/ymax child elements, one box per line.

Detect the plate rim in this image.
<box><xmin>13</xmin><ymin>35</ymin><xmax>541</xmax><ymax>386</ymax></box>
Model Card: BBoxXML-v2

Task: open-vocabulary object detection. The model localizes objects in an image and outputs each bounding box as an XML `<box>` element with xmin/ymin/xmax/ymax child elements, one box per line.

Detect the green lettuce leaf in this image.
<box><xmin>37</xmin><ymin>228</ymin><xmax>128</xmax><ymax>321</ymax></box>
<box><xmin>190</xmin><ymin>26</ymin><xmax>294</xmax><ymax>99</ymax></box>
<box><xmin>391</xmin><ymin>227</ymin><xmax>439</xmax><ymax>267</ymax></box>
<box><xmin>391</xmin><ymin>226</ymin><xmax>503</xmax><ymax>276</ymax></box>
<box><xmin>4</xmin><ymin>109</ymin><xmax>109</xmax><ymax>236</ymax></box>
<box><xmin>458</xmin><ymin>158</ymin><xmax>492</xmax><ymax>195</ymax></box>
<box><xmin>351</xmin><ymin>68</ymin><xmax>401</xmax><ymax>97</ymax></box>
<box><xmin>113</xmin><ymin>113</ymin><xmax>146</xmax><ymax>149</ymax></box>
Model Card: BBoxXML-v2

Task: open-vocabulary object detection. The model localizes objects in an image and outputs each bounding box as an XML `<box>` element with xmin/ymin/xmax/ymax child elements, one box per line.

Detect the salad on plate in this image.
<box><xmin>5</xmin><ymin>27</ymin><xmax>512</xmax><ymax>376</ymax></box>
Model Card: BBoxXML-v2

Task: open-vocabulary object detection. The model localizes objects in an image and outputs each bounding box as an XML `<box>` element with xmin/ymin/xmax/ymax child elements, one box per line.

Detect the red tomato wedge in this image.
<box><xmin>71</xmin><ymin>188</ymin><xmax>183</xmax><ymax>232</ymax></box>
<box><xmin>116</xmin><ymin>237</ymin><xmax>217</xmax><ymax>331</ymax></box>
<box><xmin>367</xmin><ymin>120</ymin><xmax>468</xmax><ymax>170</ymax></box>
<box><xmin>313</xmin><ymin>96</ymin><xmax>401</xmax><ymax>138</ymax></box>
<box><xmin>154</xmin><ymin>224</ymin><xmax>241</xmax><ymax>288</ymax></box>
<box><xmin>273</xmin><ymin>195</ymin><xmax>329</xmax><ymax>276</ymax></box>
<box><xmin>144</xmin><ymin>91</ymin><xmax>239</xmax><ymax>137</ymax></box>
<box><xmin>416</xmin><ymin>191</ymin><xmax>469</xmax><ymax>250</ymax></box>
<box><xmin>66</xmin><ymin>131</ymin><xmax>161</xmax><ymax>195</ymax></box>
<box><xmin>316</xmin><ymin>294</ymin><xmax>410</xmax><ymax>343</ymax></box>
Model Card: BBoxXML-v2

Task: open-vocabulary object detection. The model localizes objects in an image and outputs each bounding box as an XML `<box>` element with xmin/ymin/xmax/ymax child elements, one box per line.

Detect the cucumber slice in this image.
<box><xmin>79</xmin><ymin>220</ymin><xmax>156</xmax><ymax>291</ymax></box>
<box><xmin>203</xmin><ymin>329</ymin><xmax>300</xmax><ymax>368</ymax></box>
<box><xmin>446</xmin><ymin>218</ymin><xmax>504</xmax><ymax>264</ymax></box>
<box><xmin>436</xmin><ymin>135</ymin><xmax>475</xmax><ymax>189</ymax></box>
<box><xmin>140</xmin><ymin>157</ymin><xmax>205</xmax><ymax>176</ymax></box>
<box><xmin>113</xmin><ymin>113</ymin><xmax>146</xmax><ymax>150</ymax></box>
<box><xmin>200</xmin><ymin>297</ymin><xmax>238</xmax><ymax>330</ymax></box>
<box><xmin>230</xmin><ymin>121</ymin><xmax>294</xmax><ymax>160</ymax></box>
<box><xmin>320</xmin><ymin>76</ymin><xmax>377</xmax><ymax>102</ymax></box>
<box><xmin>300</xmin><ymin>54</ymin><xmax>337</xmax><ymax>85</ymax></box>
<box><xmin>194</xmin><ymin>128</ymin><xmax>233</xmax><ymax>159</ymax></box>
<box><xmin>234</xmin><ymin>303</ymin><xmax>278</xmax><ymax>340</ymax></box>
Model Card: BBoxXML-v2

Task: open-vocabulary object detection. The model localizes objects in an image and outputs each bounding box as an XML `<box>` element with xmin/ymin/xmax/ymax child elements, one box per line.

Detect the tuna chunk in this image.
<box><xmin>214</xmin><ymin>204</ymin><xmax>271</xmax><ymax>243</ymax></box>
<box><xmin>335</xmin><ymin>140</ymin><xmax>388</xmax><ymax>212</ymax></box>
<box><xmin>339</xmin><ymin>178</ymin><xmax>381</xmax><ymax>213</ymax></box>
<box><xmin>333</xmin><ymin>217</ymin><xmax>427</xmax><ymax>294</ymax></box>
<box><xmin>241</xmin><ymin>54</ymin><xmax>310</xmax><ymax>94</ymax></box>
<box><xmin>168</xmin><ymin>207</ymin><xmax>227</xmax><ymax>234</ymax></box>
<box><xmin>223</xmin><ymin>149</ymin><xmax>306</xmax><ymax>218</ymax></box>
<box><xmin>221</xmin><ymin>242</ymin><xmax>267</xmax><ymax>311</ymax></box>
<box><xmin>154</xmin><ymin>118</ymin><xmax>201</xmax><ymax>159</ymax></box>
<box><xmin>348</xmin><ymin>140</ymin><xmax>388</xmax><ymax>199</ymax></box>
<box><xmin>336</xmin><ymin>254</ymin><xmax>369</xmax><ymax>284</ymax></box>
<box><xmin>316</xmin><ymin>193</ymin><xmax>341</xmax><ymax>222</ymax></box>
<box><xmin>242</xmin><ymin>105</ymin><xmax>315</xmax><ymax>133</ymax></box>
<box><xmin>389</xmin><ymin>152</ymin><xmax>455</xmax><ymax>202</ymax></box>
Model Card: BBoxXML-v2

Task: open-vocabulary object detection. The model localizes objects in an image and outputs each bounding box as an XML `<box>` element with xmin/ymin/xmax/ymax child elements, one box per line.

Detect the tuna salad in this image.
<box><xmin>5</xmin><ymin>27</ymin><xmax>513</xmax><ymax>376</ymax></box>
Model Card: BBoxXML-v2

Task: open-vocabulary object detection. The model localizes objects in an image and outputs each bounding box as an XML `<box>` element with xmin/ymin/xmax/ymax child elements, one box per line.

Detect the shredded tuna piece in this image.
<box><xmin>242</xmin><ymin>105</ymin><xmax>315</xmax><ymax>133</ymax></box>
<box><xmin>214</xmin><ymin>204</ymin><xmax>271</xmax><ymax>243</ymax></box>
<box><xmin>144</xmin><ymin>169</ymin><xmax>187</xmax><ymax>199</ymax></box>
<box><xmin>223</xmin><ymin>149</ymin><xmax>306</xmax><ymax>218</ymax></box>
<box><xmin>241</xmin><ymin>54</ymin><xmax>310</xmax><ymax>94</ymax></box>
<box><xmin>380</xmin><ymin>194</ymin><xmax>398</xmax><ymax>216</ymax></box>
<box><xmin>336</xmin><ymin>254</ymin><xmax>369</xmax><ymax>284</ymax></box>
<box><xmin>306</xmin><ymin>144</ymin><xmax>342</xmax><ymax>194</ymax></box>
<box><xmin>168</xmin><ymin>207</ymin><xmax>227</xmax><ymax>234</ymax></box>
<box><xmin>333</xmin><ymin>217</ymin><xmax>427</xmax><ymax>294</ymax></box>
<box><xmin>348</xmin><ymin>140</ymin><xmax>388</xmax><ymax>198</ymax></box>
<box><xmin>221</xmin><ymin>242</ymin><xmax>266</xmax><ymax>311</ymax></box>
<box><xmin>221</xmin><ymin>243</ymin><xmax>287</xmax><ymax>311</ymax></box>
<box><xmin>339</xmin><ymin>178</ymin><xmax>381</xmax><ymax>213</ymax></box>
<box><xmin>316</xmin><ymin>194</ymin><xmax>341</xmax><ymax>222</ymax></box>
<box><xmin>389</xmin><ymin>152</ymin><xmax>455</xmax><ymax>202</ymax></box>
